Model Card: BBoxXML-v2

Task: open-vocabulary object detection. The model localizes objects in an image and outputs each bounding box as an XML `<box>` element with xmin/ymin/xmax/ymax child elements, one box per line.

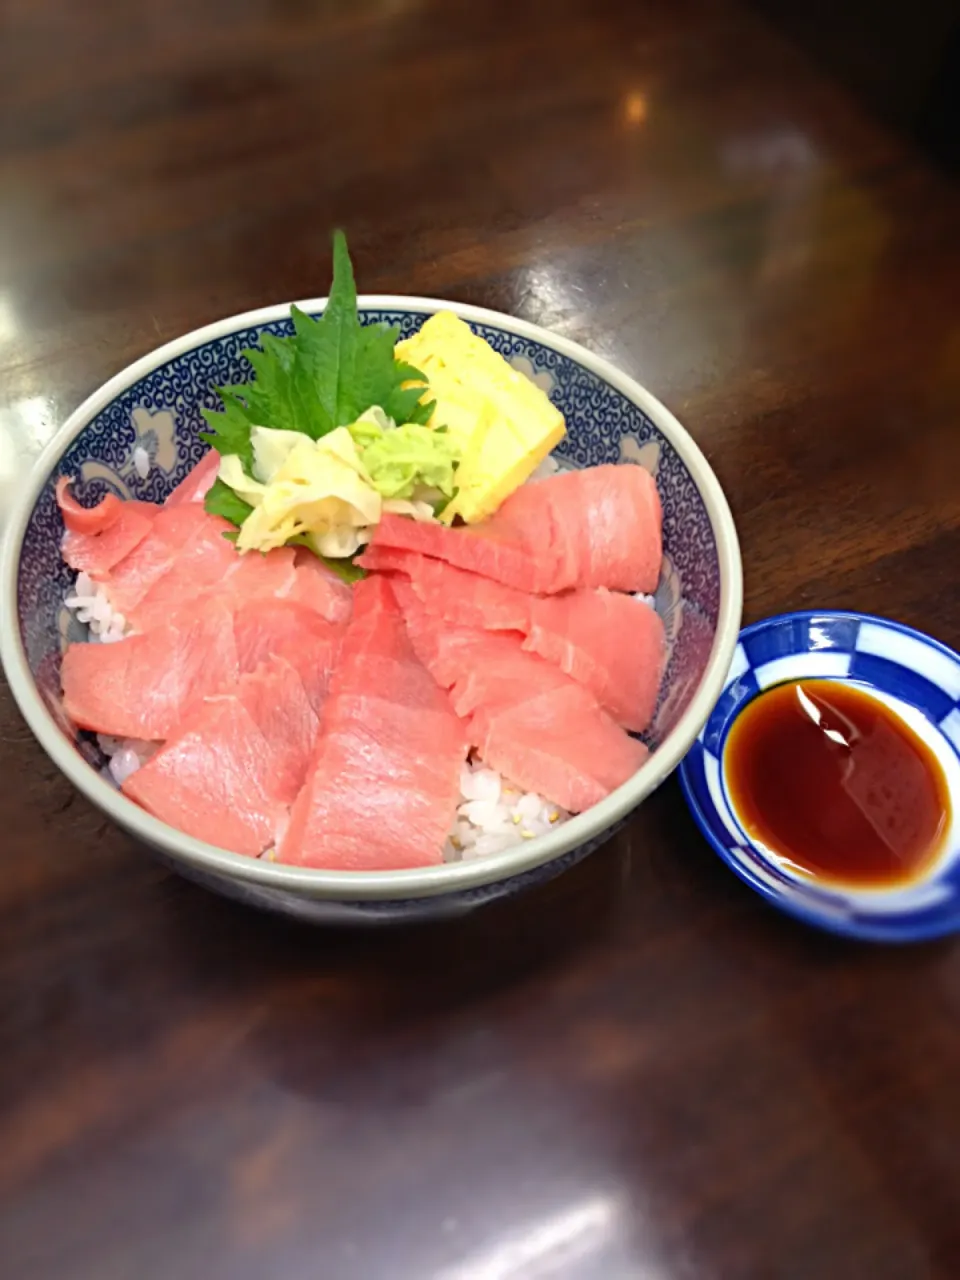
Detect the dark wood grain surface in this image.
<box><xmin>2</xmin><ymin>2</ymin><xmax>959</xmax><ymax>1277</ymax></box>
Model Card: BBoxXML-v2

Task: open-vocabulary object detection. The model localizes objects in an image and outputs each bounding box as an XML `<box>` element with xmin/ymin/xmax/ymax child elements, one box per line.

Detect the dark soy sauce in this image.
<box><xmin>724</xmin><ymin>680</ymin><xmax>950</xmax><ymax>889</ymax></box>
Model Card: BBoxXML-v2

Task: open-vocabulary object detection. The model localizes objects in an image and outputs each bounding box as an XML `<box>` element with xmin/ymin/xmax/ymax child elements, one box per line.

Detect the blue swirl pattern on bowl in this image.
<box><xmin>13</xmin><ymin>304</ymin><xmax>729</xmax><ymax>923</ymax></box>
<box><xmin>679</xmin><ymin>611</ymin><xmax>960</xmax><ymax>942</ymax></box>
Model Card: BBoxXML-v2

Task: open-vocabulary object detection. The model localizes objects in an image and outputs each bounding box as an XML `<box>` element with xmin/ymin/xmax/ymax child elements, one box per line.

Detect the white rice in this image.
<box><xmin>64</xmin><ymin>451</ymin><xmax>575</xmax><ymax>856</ymax></box>
<box><xmin>132</xmin><ymin>446</ymin><xmax>151</xmax><ymax>480</ymax></box>
<box><xmin>65</xmin><ymin>579</ymin><xmax>152</xmax><ymax>786</ymax></box>
<box><xmin>443</xmin><ymin>760</ymin><xmax>569</xmax><ymax>861</ymax></box>
<box><xmin>64</xmin><ymin>571</ymin><xmax>128</xmax><ymax>642</ymax></box>
<box><xmin>97</xmin><ymin>735</ymin><xmax>158</xmax><ymax>785</ymax></box>
<box><xmin>527</xmin><ymin>454</ymin><xmax>561</xmax><ymax>483</ymax></box>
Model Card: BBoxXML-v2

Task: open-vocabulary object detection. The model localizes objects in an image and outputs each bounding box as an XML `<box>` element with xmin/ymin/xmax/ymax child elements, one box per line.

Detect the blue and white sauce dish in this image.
<box><xmin>679</xmin><ymin>611</ymin><xmax>960</xmax><ymax>942</ymax></box>
<box><xmin>0</xmin><ymin>297</ymin><xmax>742</xmax><ymax>925</ymax></box>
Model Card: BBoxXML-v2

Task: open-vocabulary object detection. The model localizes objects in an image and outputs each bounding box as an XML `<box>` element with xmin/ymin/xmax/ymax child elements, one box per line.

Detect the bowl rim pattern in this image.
<box><xmin>0</xmin><ymin>294</ymin><xmax>743</xmax><ymax>901</ymax></box>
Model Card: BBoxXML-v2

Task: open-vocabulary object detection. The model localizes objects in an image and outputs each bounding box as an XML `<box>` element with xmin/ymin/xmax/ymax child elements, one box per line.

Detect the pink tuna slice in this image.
<box><xmin>149</xmin><ymin>546</ymin><xmax>357</xmax><ymax>627</ymax></box>
<box><xmin>358</xmin><ymin>545</ymin><xmax>530</xmax><ymax>633</ymax></box>
<box><xmin>117</xmin><ymin>534</ymin><xmax>353</xmax><ymax>633</ymax></box>
<box><xmin>57</xmin><ymin>477</ymin><xmax>160</xmax><ymax>575</ymax></box>
<box><xmin>285</xmin><ymin>548</ymin><xmax>354</xmax><ymax>625</ymax></box>
<box><xmin>361</xmin><ymin>547</ymin><xmax>665</xmax><ymax>732</ymax></box>
<box><xmin>122</xmin><ymin>511</ymin><xmax>241</xmax><ymax>631</ymax></box>
<box><xmin>394</xmin><ymin>580</ymin><xmax>561</xmax><ymax>718</ymax></box>
<box><xmin>101</xmin><ymin>513</ymin><xmax>351</xmax><ymax>637</ymax></box>
<box><xmin>523</xmin><ymin>589</ymin><xmax>664</xmax><ymax>733</ymax></box>
<box><xmin>93</xmin><ymin>503</ymin><xmax>225</xmax><ymax>617</ymax></box>
<box><xmin>60</xmin><ymin>598</ymin><xmax>239</xmax><ymax>740</ymax></box>
<box><xmin>277</xmin><ymin>577</ymin><xmax>467</xmax><ymax>871</ymax></box>
<box><xmin>124</xmin><ymin>657</ymin><xmax>319</xmax><ymax>857</ymax></box>
<box><xmin>223</xmin><ymin>546</ymin><xmax>299</xmax><ymax>602</ymax></box>
<box><xmin>164</xmin><ymin>451</ymin><xmax>221</xmax><ymax>507</ymax></box>
<box><xmin>233</xmin><ymin>597</ymin><xmax>345</xmax><ymax>712</ymax></box>
<box><xmin>469</xmin><ymin>682</ymin><xmax>649</xmax><ymax>814</ymax></box>
<box><xmin>56</xmin><ymin>476</ymin><xmax>124</xmax><ymax>536</ymax></box>
<box><xmin>369</xmin><ymin>464</ymin><xmax>662</xmax><ymax>595</ymax></box>
<box><xmin>392</xmin><ymin>580</ymin><xmax>648</xmax><ymax>812</ymax></box>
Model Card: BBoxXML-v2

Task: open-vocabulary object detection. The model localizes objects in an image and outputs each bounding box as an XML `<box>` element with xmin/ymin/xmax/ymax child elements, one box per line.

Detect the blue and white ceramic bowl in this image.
<box><xmin>1</xmin><ymin>297</ymin><xmax>741</xmax><ymax>924</ymax></box>
<box><xmin>680</xmin><ymin>611</ymin><xmax>960</xmax><ymax>942</ymax></box>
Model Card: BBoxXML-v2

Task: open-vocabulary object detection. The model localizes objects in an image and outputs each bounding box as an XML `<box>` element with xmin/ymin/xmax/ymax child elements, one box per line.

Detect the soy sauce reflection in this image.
<box><xmin>724</xmin><ymin>680</ymin><xmax>950</xmax><ymax>889</ymax></box>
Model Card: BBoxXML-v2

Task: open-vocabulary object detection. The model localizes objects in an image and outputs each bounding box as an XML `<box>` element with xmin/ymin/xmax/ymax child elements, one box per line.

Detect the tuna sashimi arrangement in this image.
<box><xmin>56</xmin><ymin>454</ymin><xmax>665</xmax><ymax>869</ymax></box>
<box><xmin>55</xmin><ymin>234</ymin><xmax>667</xmax><ymax>870</ymax></box>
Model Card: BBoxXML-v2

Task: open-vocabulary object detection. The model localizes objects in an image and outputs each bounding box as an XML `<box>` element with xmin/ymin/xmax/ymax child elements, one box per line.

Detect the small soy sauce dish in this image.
<box><xmin>679</xmin><ymin>610</ymin><xmax>960</xmax><ymax>942</ymax></box>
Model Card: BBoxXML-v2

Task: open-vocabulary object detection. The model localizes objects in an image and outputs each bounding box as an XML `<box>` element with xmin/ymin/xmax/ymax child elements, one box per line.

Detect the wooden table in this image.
<box><xmin>2</xmin><ymin>3</ymin><xmax>959</xmax><ymax>1276</ymax></box>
